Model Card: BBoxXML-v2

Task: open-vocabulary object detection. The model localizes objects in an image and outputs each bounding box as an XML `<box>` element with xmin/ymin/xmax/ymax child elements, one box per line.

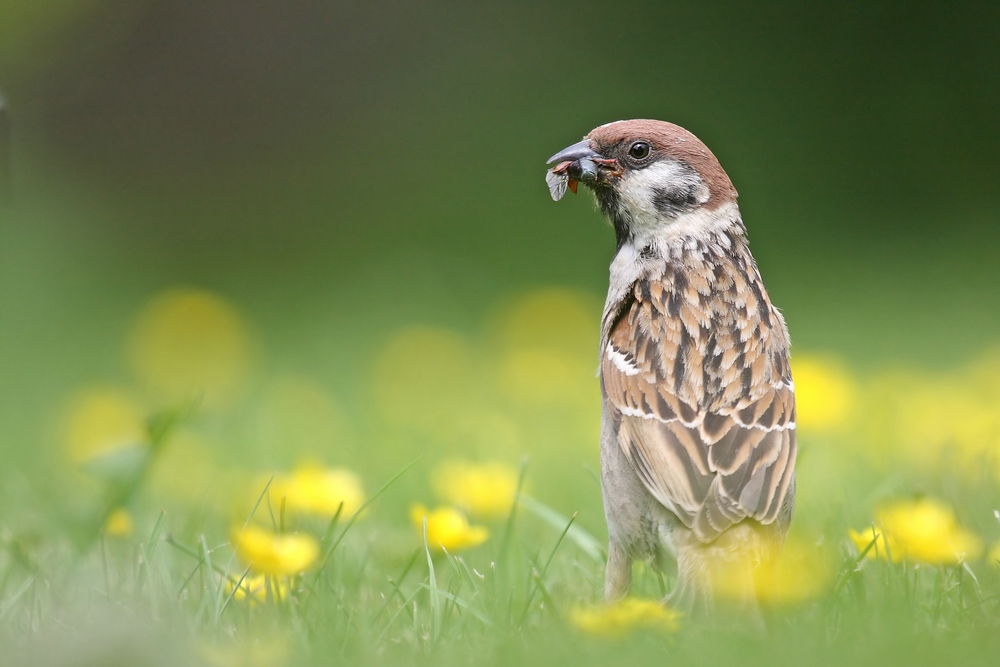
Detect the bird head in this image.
<box><xmin>546</xmin><ymin>119</ymin><xmax>739</xmax><ymax>245</ymax></box>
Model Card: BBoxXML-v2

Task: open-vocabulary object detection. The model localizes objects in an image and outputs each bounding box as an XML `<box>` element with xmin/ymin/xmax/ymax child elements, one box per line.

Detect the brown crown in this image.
<box><xmin>587</xmin><ymin>119</ymin><xmax>738</xmax><ymax>209</ymax></box>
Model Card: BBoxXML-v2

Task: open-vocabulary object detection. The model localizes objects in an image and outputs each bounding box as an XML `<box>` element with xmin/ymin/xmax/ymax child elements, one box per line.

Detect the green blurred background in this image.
<box><xmin>1</xmin><ymin>0</ymin><xmax>999</xmax><ymax>536</ymax></box>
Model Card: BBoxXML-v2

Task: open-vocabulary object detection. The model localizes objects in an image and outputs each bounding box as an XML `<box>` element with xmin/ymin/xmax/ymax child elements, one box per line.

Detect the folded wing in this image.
<box><xmin>601</xmin><ymin>263</ymin><xmax>796</xmax><ymax>542</ymax></box>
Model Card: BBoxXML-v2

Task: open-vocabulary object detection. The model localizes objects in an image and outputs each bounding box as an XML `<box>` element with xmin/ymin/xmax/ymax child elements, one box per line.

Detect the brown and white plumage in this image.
<box><xmin>547</xmin><ymin>119</ymin><xmax>796</xmax><ymax>609</ymax></box>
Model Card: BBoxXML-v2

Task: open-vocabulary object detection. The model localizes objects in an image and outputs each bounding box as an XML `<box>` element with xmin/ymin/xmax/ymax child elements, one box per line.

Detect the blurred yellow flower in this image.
<box><xmin>494</xmin><ymin>288</ymin><xmax>600</xmax><ymax>407</ymax></box>
<box><xmin>128</xmin><ymin>289</ymin><xmax>252</xmax><ymax>407</ymax></box>
<box><xmin>987</xmin><ymin>541</ymin><xmax>1000</xmax><ymax>567</ymax></box>
<box><xmin>791</xmin><ymin>355</ymin><xmax>857</xmax><ymax>431</ymax></box>
<box><xmin>865</xmin><ymin>498</ymin><xmax>983</xmax><ymax>565</ymax></box>
<box><xmin>711</xmin><ymin>538</ymin><xmax>834</xmax><ymax>605</ymax></box>
<box><xmin>497</xmin><ymin>288</ymin><xmax>600</xmax><ymax>361</ymax></box>
<box><xmin>103</xmin><ymin>507</ymin><xmax>134</xmax><ymax>538</ymax></box>
<box><xmin>373</xmin><ymin>326</ymin><xmax>482</xmax><ymax>435</ymax></box>
<box><xmin>569</xmin><ymin>598</ymin><xmax>679</xmax><ymax>638</ymax></box>
<box><xmin>848</xmin><ymin>527</ymin><xmax>902</xmax><ymax>562</ymax></box>
<box><xmin>270</xmin><ymin>466</ymin><xmax>365</xmax><ymax>518</ymax></box>
<box><xmin>410</xmin><ymin>504</ymin><xmax>488</xmax><ymax>552</ymax></box>
<box><xmin>200</xmin><ymin>637</ymin><xmax>289</xmax><ymax>667</ymax></box>
<box><xmin>232</xmin><ymin>525</ymin><xmax>319</xmax><ymax>576</ymax></box>
<box><xmin>62</xmin><ymin>387</ymin><xmax>147</xmax><ymax>463</ymax></box>
<box><xmin>432</xmin><ymin>460</ymin><xmax>517</xmax><ymax>519</ymax></box>
<box><xmin>225</xmin><ymin>573</ymin><xmax>289</xmax><ymax>605</ymax></box>
<box><xmin>752</xmin><ymin>539</ymin><xmax>834</xmax><ymax>604</ymax></box>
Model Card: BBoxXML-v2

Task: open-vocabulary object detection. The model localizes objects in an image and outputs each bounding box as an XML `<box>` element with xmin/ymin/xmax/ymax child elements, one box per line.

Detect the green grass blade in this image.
<box><xmin>134</xmin><ymin>510</ymin><xmax>166</xmax><ymax>601</ymax></box>
<box><xmin>519</xmin><ymin>495</ymin><xmax>604</xmax><ymax>563</ymax></box>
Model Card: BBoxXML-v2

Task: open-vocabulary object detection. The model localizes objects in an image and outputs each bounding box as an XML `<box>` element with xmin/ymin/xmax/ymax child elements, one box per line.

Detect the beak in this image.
<box><xmin>545</xmin><ymin>137</ymin><xmax>620</xmax><ymax>201</ymax></box>
<box><xmin>546</xmin><ymin>138</ymin><xmax>600</xmax><ymax>165</ymax></box>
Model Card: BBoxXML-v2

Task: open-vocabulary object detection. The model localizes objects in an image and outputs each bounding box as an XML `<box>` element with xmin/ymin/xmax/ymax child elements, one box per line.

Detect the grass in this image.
<box><xmin>2</xmin><ymin>411</ymin><xmax>1000</xmax><ymax>667</ymax></box>
<box><xmin>2</xmin><ymin>294</ymin><xmax>1000</xmax><ymax>666</ymax></box>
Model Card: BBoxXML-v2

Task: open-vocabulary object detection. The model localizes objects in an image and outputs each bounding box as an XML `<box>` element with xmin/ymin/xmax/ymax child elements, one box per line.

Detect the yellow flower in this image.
<box><xmin>711</xmin><ymin>538</ymin><xmax>834</xmax><ymax>605</ymax></box>
<box><xmin>128</xmin><ymin>289</ymin><xmax>252</xmax><ymax>408</ymax></box>
<box><xmin>988</xmin><ymin>541</ymin><xmax>1000</xmax><ymax>567</ymax></box>
<box><xmin>200</xmin><ymin>637</ymin><xmax>289</xmax><ymax>667</ymax></box>
<box><xmin>569</xmin><ymin>598</ymin><xmax>679</xmax><ymax>638</ymax></box>
<box><xmin>103</xmin><ymin>508</ymin><xmax>134</xmax><ymax>538</ymax></box>
<box><xmin>869</xmin><ymin>498</ymin><xmax>983</xmax><ymax>564</ymax></box>
<box><xmin>269</xmin><ymin>466</ymin><xmax>365</xmax><ymax>518</ymax></box>
<box><xmin>431</xmin><ymin>460</ymin><xmax>518</xmax><ymax>519</ymax></box>
<box><xmin>62</xmin><ymin>387</ymin><xmax>147</xmax><ymax>463</ymax></box>
<box><xmin>495</xmin><ymin>288</ymin><xmax>601</xmax><ymax>407</ymax></box>
<box><xmin>410</xmin><ymin>505</ymin><xmax>488</xmax><ymax>552</ymax></box>
<box><xmin>752</xmin><ymin>539</ymin><xmax>834</xmax><ymax>604</ymax></box>
<box><xmin>225</xmin><ymin>573</ymin><xmax>289</xmax><ymax>605</ymax></box>
<box><xmin>232</xmin><ymin>525</ymin><xmax>319</xmax><ymax>576</ymax></box>
<box><xmin>790</xmin><ymin>355</ymin><xmax>857</xmax><ymax>431</ymax></box>
<box><xmin>848</xmin><ymin>527</ymin><xmax>902</xmax><ymax>562</ymax></box>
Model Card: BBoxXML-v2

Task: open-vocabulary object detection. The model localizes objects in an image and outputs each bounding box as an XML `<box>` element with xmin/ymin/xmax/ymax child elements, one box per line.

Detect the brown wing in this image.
<box><xmin>601</xmin><ymin>257</ymin><xmax>796</xmax><ymax>543</ymax></box>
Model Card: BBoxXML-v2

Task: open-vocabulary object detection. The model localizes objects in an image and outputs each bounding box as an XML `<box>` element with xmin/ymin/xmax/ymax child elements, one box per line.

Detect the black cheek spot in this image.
<box><xmin>652</xmin><ymin>184</ymin><xmax>699</xmax><ymax>217</ymax></box>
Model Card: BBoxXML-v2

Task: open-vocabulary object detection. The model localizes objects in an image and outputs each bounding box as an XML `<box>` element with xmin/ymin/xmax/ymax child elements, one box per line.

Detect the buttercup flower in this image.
<box><xmin>410</xmin><ymin>504</ymin><xmax>488</xmax><ymax>552</ymax></box>
<box><xmin>103</xmin><ymin>508</ymin><xmax>134</xmax><ymax>538</ymax></box>
<box><xmin>225</xmin><ymin>573</ymin><xmax>289</xmax><ymax>605</ymax></box>
<box><xmin>713</xmin><ymin>538</ymin><xmax>834</xmax><ymax>604</ymax></box>
<box><xmin>62</xmin><ymin>387</ymin><xmax>147</xmax><ymax>463</ymax></box>
<box><xmin>854</xmin><ymin>498</ymin><xmax>983</xmax><ymax>565</ymax></box>
<box><xmin>495</xmin><ymin>289</ymin><xmax>601</xmax><ymax>407</ymax></box>
<box><xmin>431</xmin><ymin>460</ymin><xmax>517</xmax><ymax>519</ymax></box>
<box><xmin>128</xmin><ymin>289</ymin><xmax>252</xmax><ymax>407</ymax></box>
<box><xmin>232</xmin><ymin>525</ymin><xmax>319</xmax><ymax>576</ymax></box>
<box><xmin>849</xmin><ymin>527</ymin><xmax>902</xmax><ymax>562</ymax></box>
<box><xmin>269</xmin><ymin>466</ymin><xmax>365</xmax><ymax>518</ymax></box>
<box><xmin>569</xmin><ymin>598</ymin><xmax>679</xmax><ymax>638</ymax></box>
<box><xmin>988</xmin><ymin>541</ymin><xmax>1000</xmax><ymax>567</ymax></box>
<box><xmin>790</xmin><ymin>355</ymin><xmax>857</xmax><ymax>431</ymax></box>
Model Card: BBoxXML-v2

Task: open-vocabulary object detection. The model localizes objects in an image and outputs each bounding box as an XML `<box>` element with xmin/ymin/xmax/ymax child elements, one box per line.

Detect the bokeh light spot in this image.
<box><xmin>431</xmin><ymin>459</ymin><xmax>518</xmax><ymax>519</ymax></box>
<box><xmin>128</xmin><ymin>289</ymin><xmax>252</xmax><ymax>408</ymax></box>
<box><xmin>62</xmin><ymin>386</ymin><xmax>146</xmax><ymax>463</ymax></box>
<box><xmin>791</xmin><ymin>355</ymin><xmax>857</xmax><ymax>432</ymax></box>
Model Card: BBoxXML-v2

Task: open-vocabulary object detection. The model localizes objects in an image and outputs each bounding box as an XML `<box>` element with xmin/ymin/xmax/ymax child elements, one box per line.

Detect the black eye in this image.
<box><xmin>628</xmin><ymin>141</ymin><xmax>651</xmax><ymax>160</ymax></box>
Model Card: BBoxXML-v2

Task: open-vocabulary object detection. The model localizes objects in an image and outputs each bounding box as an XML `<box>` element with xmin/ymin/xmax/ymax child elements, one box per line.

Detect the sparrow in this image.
<box><xmin>546</xmin><ymin>120</ymin><xmax>796</xmax><ymax>610</ymax></box>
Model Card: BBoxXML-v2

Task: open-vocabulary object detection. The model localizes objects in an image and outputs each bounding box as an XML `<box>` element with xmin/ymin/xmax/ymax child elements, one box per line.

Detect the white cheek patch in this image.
<box><xmin>616</xmin><ymin>161</ymin><xmax>708</xmax><ymax>234</ymax></box>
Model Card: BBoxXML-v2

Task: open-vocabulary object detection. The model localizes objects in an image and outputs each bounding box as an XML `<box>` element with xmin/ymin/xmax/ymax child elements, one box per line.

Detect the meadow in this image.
<box><xmin>2</xmin><ymin>2</ymin><xmax>1000</xmax><ymax>665</ymax></box>
<box><xmin>1</xmin><ymin>285</ymin><xmax>999</xmax><ymax>666</ymax></box>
